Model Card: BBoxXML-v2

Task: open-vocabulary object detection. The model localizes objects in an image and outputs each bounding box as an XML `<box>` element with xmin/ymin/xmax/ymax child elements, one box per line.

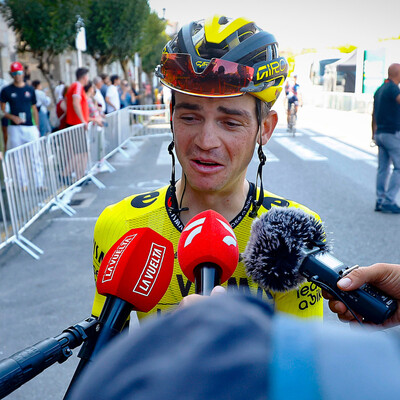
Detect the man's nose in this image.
<box><xmin>194</xmin><ymin>120</ymin><xmax>220</xmax><ymax>150</ymax></box>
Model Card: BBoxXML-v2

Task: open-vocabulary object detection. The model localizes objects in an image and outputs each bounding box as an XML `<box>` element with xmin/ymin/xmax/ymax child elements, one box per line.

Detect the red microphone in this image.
<box><xmin>97</xmin><ymin>227</ymin><xmax>174</xmax><ymax>312</ymax></box>
<box><xmin>177</xmin><ymin>210</ymin><xmax>239</xmax><ymax>295</ymax></box>
<box><xmin>65</xmin><ymin>228</ymin><xmax>174</xmax><ymax>396</ymax></box>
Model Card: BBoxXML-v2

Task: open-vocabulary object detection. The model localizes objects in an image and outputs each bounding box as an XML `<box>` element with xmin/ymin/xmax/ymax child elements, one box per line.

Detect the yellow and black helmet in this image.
<box><xmin>156</xmin><ymin>15</ymin><xmax>288</xmax><ymax>107</ymax></box>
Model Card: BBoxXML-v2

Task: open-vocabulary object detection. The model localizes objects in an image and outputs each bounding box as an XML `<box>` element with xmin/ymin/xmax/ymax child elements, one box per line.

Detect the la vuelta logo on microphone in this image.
<box><xmin>132</xmin><ymin>242</ymin><xmax>167</xmax><ymax>296</ymax></box>
<box><xmin>102</xmin><ymin>234</ymin><xmax>137</xmax><ymax>283</ymax></box>
<box><xmin>182</xmin><ymin>217</ymin><xmax>237</xmax><ymax>248</ymax></box>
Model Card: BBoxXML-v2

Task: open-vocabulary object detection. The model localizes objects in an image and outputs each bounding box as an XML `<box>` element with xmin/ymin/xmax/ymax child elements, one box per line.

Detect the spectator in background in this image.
<box><xmin>23</xmin><ymin>65</ymin><xmax>31</xmax><ymax>85</ymax></box>
<box><xmin>143</xmin><ymin>82</ymin><xmax>153</xmax><ymax>104</ymax></box>
<box><xmin>0</xmin><ymin>76</ymin><xmax>9</xmax><ymax>151</ymax></box>
<box><xmin>65</xmin><ymin>67</ymin><xmax>90</xmax><ymax>181</ymax></box>
<box><xmin>105</xmin><ymin>75</ymin><xmax>120</xmax><ymax>114</ymax></box>
<box><xmin>93</xmin><ymin>76</ymin><xmax>106</xmax><ymax>115</ymax></box>
<box><xmin>32</xmin><ymin>80</ymin><xmax>52</xmax><ymax>136</ymax></box>
<box><xmin>372</xmin><ymin>63</ymin><xmax>400</xmax><ymax>214</ymax></box>
<box><xmin>84</xmin><ymin>81</ymin><xmax>105</xmax><ymax>127</ymax></box>
<box><xmin>0</xmin><ymin>104</ymin><xmax>4</xmax><ymax>160</ymax></box>
<box><xmin>65</xmin><ymin>67</ymin><xmax>90</xmax><ymax>129</ymax></box>
<box><xmin>119</xmin><ymin>79</ymin><xmax>134</xmax><ymax>108</ymax></box>
<box><xmin>56</xmin><ymin>85</ymin><xmax>68</xmax><ymax>131</ymax></box>
<box><xmin>100</xmin><ymin>73</ymin><xmax>110</xmax><ymax>103</ymax></box>
<box><xmin>0</xmin><ymin>61</ymin><xmax>44</xmax><ymax>190</ymax></box>
<box><xmin>54</xmin><ymin>80</ymin><xmax>65</xmax><ymax>102</ymax></box>
<box><xmin>130</xmin><ymin>83</ymin><xmax>141</xmax><ymax>106</ymax></box>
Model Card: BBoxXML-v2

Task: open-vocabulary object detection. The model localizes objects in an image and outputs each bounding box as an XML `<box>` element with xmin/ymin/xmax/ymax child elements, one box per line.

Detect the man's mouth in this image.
<box><xmin>195</xmin><ymin>160</ymin><xmax>220</xmax><ymax>166</ymax></box>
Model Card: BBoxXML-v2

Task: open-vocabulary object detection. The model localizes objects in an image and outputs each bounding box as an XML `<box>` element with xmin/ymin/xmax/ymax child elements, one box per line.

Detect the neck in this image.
<box><xmin>175</xmin><ymin>178</ymin><xmax>250</xmax><ymax>226</ymax></box>
<box><xmin>13</xmin><ymin>81</ymin><xmax>25</xmax><ymax>88</ymax></box>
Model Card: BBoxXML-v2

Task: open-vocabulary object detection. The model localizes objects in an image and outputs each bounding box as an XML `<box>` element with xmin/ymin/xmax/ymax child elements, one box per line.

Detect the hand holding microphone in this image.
<box><xmin>325</xmin><ymin>263</ymin><xmax>400</xmax><ymax>327</ymax></box>
<box><xmin>243</xmin><ymin>207</ymin><xmax>397</xmax><ymax>325</ymax></box>
<box><xmin>177</xmin><ymin>210</ymin><xmax>239</xmax><ymax>296</ymax></box>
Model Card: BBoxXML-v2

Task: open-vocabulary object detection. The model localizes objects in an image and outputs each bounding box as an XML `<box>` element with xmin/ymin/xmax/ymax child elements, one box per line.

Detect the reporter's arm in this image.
<box><xmin>324</xmin><ymin>263</ymin><xmax>400</xmax><ymax>327</ymax></box>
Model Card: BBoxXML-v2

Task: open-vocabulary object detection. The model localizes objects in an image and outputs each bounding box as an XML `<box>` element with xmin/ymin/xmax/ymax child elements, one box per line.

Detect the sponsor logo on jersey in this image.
<box><xmin>131</xmin><ymin>191</ymin><xmax>159</xmax><ymax>208</ymax></box>
<box><xmin>132</xmin><ymin>242</ymin><xmax>166</xmax><ymax>296</ymax></box>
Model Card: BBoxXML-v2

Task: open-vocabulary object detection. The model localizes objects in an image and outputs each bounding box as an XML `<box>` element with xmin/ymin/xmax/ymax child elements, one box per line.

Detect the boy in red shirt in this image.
<box><xmin>66</xmin><ymin>68</ymin><xmax>90</xmax><ymax>128</ymax></box>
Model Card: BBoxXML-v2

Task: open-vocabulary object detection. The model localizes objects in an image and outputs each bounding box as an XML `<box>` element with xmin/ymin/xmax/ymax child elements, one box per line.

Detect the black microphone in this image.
<box><xmin>243</xmin><ymin>207</ymin><xmax>397</xmax><ymax>325</ymax></box>
<box><xmin>0</xmin><ymin>317</ymin><xmax>98</xmax><ymax>399</ymax></box>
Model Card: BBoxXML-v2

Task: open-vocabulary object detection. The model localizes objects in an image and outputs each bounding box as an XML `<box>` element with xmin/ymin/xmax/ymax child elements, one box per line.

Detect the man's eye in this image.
<box><xmin>224</xmin><ymin>120</ymin><xmax>241</xmax><ymax>128</ymax></box>
<box><xmin>180</xmin><ymin>115</ymin><xmax>196</xmax><ymax>122</ymax></box>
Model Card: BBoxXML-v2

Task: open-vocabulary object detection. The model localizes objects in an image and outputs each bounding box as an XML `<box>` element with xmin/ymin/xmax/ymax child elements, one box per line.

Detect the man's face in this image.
<box><xmin>82</xmin><ymin>73</ymin><xmax>90</xmax><ymax>86</ymax></box>
<box><xmin>11</xmin><ymin>71</ymin><xmax>24</xmax><ymax>84</ymax></box>
<box><xmin>173</xmin><ymin>92</ymin><xmax>263</xmax><ymax>195</ymax></box>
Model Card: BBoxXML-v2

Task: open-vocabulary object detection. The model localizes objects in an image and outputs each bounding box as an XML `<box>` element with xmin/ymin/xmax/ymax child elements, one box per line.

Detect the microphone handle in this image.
<box><xmin>64</xmin><ymin>296</ymin><xmax>132</xmax><ymax>398</ymax></box>
<box><xmin>0</xmin><ymin>317</ymin><xmax>98</xmax><ymax>399</ymax></box>
<box><xmin>194</xmin><ymin>263</ymin><xmax>222</xmax><ymax>295</ymax></box>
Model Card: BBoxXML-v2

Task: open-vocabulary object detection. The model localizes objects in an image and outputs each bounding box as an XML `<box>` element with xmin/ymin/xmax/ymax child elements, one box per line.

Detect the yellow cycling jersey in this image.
<box><xmin>92</xmin><ymin>183</ymin><xmax>324</xmax><ymax>321</ymax></box>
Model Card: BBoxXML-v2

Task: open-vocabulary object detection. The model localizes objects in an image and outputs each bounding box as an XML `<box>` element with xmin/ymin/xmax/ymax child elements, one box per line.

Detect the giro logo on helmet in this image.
<box><xmin>256</xmin><ymin>59</ymin><xmax>287</xmax><ymax>82</ymax></box>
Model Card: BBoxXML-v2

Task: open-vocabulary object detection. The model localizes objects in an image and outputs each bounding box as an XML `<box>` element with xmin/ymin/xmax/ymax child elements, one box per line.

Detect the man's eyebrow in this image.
<box><xmin>174</xmin><ymin>102</ymin><xmax>252</xmax><ymax>120</ymax></box>
<box><xmin>217</xmin><ymin>106</ymin><xmax>252</xmax><ymax>120</ymax></box>
<box><xmin>174</xmin><ymin>102</ymin><xmax>202</xmax><ymax>111</ymax></box>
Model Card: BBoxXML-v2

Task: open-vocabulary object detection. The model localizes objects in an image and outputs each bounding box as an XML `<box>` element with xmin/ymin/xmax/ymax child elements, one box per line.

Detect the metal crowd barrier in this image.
<box><xmin>128</xmin><ymin>104</ymin><xmax>171</xmax><ymax>136</ymax></box>
<box><xmin>0</xmin><ymin>104</ymin><xmax>172</xmax><ymax>259</ymax></box>
<box><xmin>0</xmin><ymin>160</ymin><xmax>12</xmax><ymax>252</ymax></box>
<box><xmin>2</xmin><ymin>137</ymin><xmax>50</xmax><ymax>258</ymax></box>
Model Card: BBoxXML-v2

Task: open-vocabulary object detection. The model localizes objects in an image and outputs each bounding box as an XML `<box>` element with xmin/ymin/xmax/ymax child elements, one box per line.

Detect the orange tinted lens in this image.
<box><xmin>160</xmin><ymin>54</ymin><xmax>254</xmax><ymax>96</ymax></box>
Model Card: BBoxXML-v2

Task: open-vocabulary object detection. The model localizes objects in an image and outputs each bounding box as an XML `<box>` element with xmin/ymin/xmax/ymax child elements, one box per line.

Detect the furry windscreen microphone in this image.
<box><xmin>243</xmin><ymin>207</ymin><xmax>329</xmax><ymax>292</ymax></box>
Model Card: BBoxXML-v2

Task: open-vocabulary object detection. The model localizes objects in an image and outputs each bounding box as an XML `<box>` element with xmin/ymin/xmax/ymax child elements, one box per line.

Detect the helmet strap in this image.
<box><xmin>249</xmin><ymin>100</ymin><xmax>266</xmax><ymax>218</ymax></box>
<box><xmin>168</xmin><ymin>92</ymin><xmax>189</xmax><ymax>215</ymax></box>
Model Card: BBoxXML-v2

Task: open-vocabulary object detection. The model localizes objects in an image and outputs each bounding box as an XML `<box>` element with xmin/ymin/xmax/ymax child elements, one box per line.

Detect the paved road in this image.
<box><xmin>0</xmin><ymin>103</ymin><xmax>399</xmax><ymax>399</ymax></box>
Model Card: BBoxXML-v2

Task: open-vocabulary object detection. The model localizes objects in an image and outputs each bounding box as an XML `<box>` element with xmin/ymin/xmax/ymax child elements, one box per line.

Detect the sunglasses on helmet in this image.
<box><xmin>11</xmin><ymin>71</ymin><xmax>23</xmax><ymax>76</ymax></box>
<box><xmin>155</xmin><ymin>53</ymin><xmax>288</xmax><ymax>97</ymax></box>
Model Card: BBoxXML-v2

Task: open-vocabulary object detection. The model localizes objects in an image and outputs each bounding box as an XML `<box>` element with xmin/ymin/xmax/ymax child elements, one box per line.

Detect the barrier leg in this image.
<box><xmin>88</xmin><ymin>175</ymin><xmax>106</xmax><ymax>189</ymax></box>
<box><xmin>13</xmin><ymin>235</ymin><xmax>43</xmax><ymax>260</ymax></box>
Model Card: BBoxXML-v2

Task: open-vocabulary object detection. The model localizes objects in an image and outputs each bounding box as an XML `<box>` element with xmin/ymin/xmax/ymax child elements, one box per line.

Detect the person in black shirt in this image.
<box><xmin>372</xmin><ymin>63</ymin><xmax>400</xmax><ymax>213</ymax></box>
<box><xmin>0</xmin><ymin>62</ymin><xmax>44</xmax><ymax>190</ymax></box>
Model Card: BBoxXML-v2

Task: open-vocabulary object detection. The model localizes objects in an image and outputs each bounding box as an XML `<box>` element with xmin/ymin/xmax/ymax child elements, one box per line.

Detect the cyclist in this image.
<box><xmin>90</xmin><ymin>15</ymin><xmax>324</xmax><ymax>322</ymax></box>
<box><xmin>285</xmin><ymin>74</ymin><xmax>301</xmax><ymax>131</ymax></box>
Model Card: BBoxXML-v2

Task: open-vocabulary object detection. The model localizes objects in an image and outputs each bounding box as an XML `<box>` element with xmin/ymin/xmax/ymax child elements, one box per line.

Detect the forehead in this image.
<box><xmin>174</xmin><ymin>92</ymin><xmax>257</xmax><ymax>116</ymax></box>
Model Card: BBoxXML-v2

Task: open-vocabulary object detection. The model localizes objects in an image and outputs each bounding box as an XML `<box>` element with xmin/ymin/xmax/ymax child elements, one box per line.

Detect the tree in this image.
<box><xmin>85</xmin><ymin>0</ymin><xmax>150</xmax><ymax>77</ymax></box>
<box><xmin>139</xmin><ymin>12</ymin><xmax>168</xmax><ymax>78</ymax></box>
<box><xmin>0</xmin><ymin>0</ymin><xmax>87</xmax><ymax>104</ymax></box>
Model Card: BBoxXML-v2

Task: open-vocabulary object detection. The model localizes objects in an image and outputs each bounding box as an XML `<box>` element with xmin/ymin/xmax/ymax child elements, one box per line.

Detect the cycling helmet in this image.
<box><xmin>156</xmin><ymin>15</ymin><xmax>288</xmax><ymax>107</ymax></box>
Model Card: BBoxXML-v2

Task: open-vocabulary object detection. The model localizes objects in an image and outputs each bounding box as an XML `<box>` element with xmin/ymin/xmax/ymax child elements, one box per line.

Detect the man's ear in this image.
<box><xmin>257</xmin><ymin>110</ymin><xmax>278</xmax><ymax>145</ymax></box>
